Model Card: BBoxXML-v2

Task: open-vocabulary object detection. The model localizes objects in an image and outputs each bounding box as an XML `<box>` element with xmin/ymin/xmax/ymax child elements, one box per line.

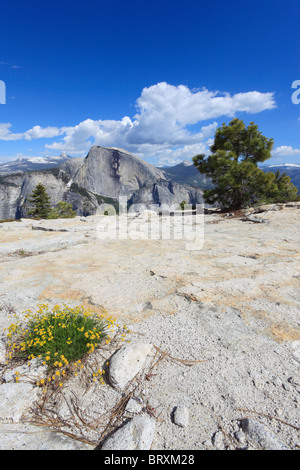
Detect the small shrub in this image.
<box><xmin>48</xmin><ymin>201</ymin><xmax>77</xmax><ymax>219</ymax></box>
<box><xmin>3</xmin><ymin>304</ymin><xmax>128</xmax><ymax>390</ymax></box>
<box><xmin>179</xmin><ymin>200</ymin><xmax>187</xmax><ymax>211</ymax></box>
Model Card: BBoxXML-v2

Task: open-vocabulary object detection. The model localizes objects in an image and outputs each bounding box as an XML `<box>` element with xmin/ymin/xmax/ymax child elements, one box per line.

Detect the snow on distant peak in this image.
<box><xmin>0</xmin><ymin>153</ymin><xmax>72</xmax><ymax>174</ymax></box>
<box><xmin>26</xmin><ymin>157</ymin><xmax>51</xmax><ymax>164</ymax></box>
<box><xmin>182</xmin><ymin>159</ymin><xmax>193</xmax><ymax>166</ymax></box>
<box><xmin>274</xmin><ymin>163</ymin><xmax>300</xmax><ymax>168</ymax></box>
<box><xmin>262</xmin><ymin>163</ymin><xmax>300</xmax><ymax>168</ymax></box>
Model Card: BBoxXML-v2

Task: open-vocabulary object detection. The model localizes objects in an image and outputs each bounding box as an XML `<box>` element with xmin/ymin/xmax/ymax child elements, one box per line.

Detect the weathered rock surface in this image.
<box><xmin>128</xmin><ymin>179</ymin><xmax>203</xmax><ymax>209</ymax></box>
<box><xmin>0</xmin><ymin>204</ymin><xmax>299</xmax><ymax>450</ymax></box>
<box><xmin>0</xmin><ymin>382</ymin><xmax>40</xmax><ymax>423</ymax></box>
<box><xmin>0</xmin><ymin>170</ymin><xmax>69</xmax><ymax>220</ymax></box>
<box><xmin>74</xmin><ymin>146</ymin><xmax>166</xmax><ymax>199</ymax></box>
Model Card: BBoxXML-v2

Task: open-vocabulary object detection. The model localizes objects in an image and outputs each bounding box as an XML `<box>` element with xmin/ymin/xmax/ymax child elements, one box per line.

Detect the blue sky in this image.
<box><xmin>0</xmin><ymin>0</ymin><xmax>299</xmax><ymax>166</ymax></box>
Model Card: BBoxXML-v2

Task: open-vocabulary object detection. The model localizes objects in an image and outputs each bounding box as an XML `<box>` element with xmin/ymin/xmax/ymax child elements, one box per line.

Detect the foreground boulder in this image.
<box><xmin>101</xmin><ymin>415</ymin><xmax>156</xmax><ymax>450</ymax></box>
<box><xmin>108</xmin><ymin>343</ymin><xmax>154</xmax><ymax>390</ymax></box>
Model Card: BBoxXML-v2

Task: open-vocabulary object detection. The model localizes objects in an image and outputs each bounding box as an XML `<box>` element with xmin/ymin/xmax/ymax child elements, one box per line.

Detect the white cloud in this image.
<box><xmin>0</xmin><ymin>123</ymin><xmax>62</xmax><ymax>141</ymax></box>
<box><xmin>0</xmin><ymin>82</ymin><xmax>277</xmax><ymax>164</ymax></box>
<box><xmin>134</xmin><ymin>83</ymin><xmax>275</xmax><ymax>129</ymax></box>
<box><xmin>153</xmin><ymin>142</ymin><xmax>211</xmax><ymax>167</ymax></box>
<box><xmin>23</xmin><ymin>125</ymin><xmax>62</xmax><ymax>140</ymax></box>
<box><xmin>272</xmin><ymin>146</ymin><xmax>300</xmax><ymax>157</ymax></box>
<box><xmin>0</xmin><ymin>123</ymin><xmax>24</xmax><ymax>141</ymax></box>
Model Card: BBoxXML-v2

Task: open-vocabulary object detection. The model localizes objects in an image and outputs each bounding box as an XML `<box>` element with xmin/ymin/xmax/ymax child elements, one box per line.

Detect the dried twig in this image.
<box><xmin>152</xmin><ymin>344</ymin><xmax>210</xmax><ymax>367</ymax></box>
<box><xmin>236</xmin><ymin>407</ymin><xmax>300</xmax><ymax>432</ymax></box>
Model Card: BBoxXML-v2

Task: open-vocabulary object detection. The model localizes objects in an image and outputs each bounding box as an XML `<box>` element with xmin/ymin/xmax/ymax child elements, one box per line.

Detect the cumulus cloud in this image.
<box><xmin>45</xmin><ymin>83</ymin><xmax>275</xmax><ymax>161</ymax></box>
<box><xmin>272</xmin><ymin>146</ymin><xmax>300</xmax><ymax>157</ymax></box>
<box><xmin>0</xmin><ymin>82</ymin><xmax>277</xmax><ymax>164</ymax></box>
<box><xmin>23</xmin><ymin>125</ymin><xmax>62</xmax><ymax>140</ymax></box>
<box><xmin>134</xmin><ymin>83</ymin><xmax>275</xmax><ymax>130</ymax></box>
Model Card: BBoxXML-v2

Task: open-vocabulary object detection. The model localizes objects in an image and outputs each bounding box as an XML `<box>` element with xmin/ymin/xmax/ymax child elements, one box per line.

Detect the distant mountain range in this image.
<box><xmin>260</xmin><ymin>164</ymin><xmax>300</xmax><ymax>192</ymax></box>
<box><xmin>0</xmin><ymin>153</ymin><xmax>299</xmax><ymax>197</ymax></box>
<box><xmin>0</xmin><ymin>153</ymin><xmax>72</xmax><ymax>173</ymax></box>
<box><xmin>159</xmin><ymin>160</ymin><xmax>214</xmax><ymax>189</ymax></box>
<box><xmin>160</xmin><ymin>161</ymin><xmax>300</xmax><ymax>192</ymax></box>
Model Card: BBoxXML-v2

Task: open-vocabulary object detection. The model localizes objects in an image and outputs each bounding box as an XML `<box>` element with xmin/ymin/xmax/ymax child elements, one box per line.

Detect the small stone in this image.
<box><xmin>282</xmin><ymin>382</ymin><xmax>292</xmax><ymax>391</ymax></box>
<box><xmin>234</xmin><ymin>429</ymin><xmax>247</xmax><ymax>445</ymax></box>
<box><xmin>101</xmin><ymin>415</ymin><xmax>155</xmax><ymax>450</ymax></box>
<box><xmin>125</xmin><ymin>398</ymin><xmax>143</xmax><ymax>414</ymax></box>
<box><xmin>243</xmin><ymin>215</ymin><xmax>265</xmax><ymax>224</ymax></box>
<box><xmin>143</xmin><ymin>301</ymin><xmax>153</xmax><ymax>310</ymax></box>
<box><xmin>202</xmin><ymin>440</ymin><xmax>213</xmax><ymax>449</ymax></box>
<box><xmin>173</xmin><ymin>405</ymin><xmax>189</xmax><ymax>428</ymax></box>
<box><xmin>241</xmin><ymin>418</ymin><xmax>289</xmax><ymax>450</ymax></box>
<box><xmin>272</xmin><ymin>376</ymin><xmax>282</xmax><ymax>387</ymax></box>
<box><xmin>212</xmin><ymin>431</ymin><xmax>226</xmax><ymax>450</ymax></box>
<box><xmin>252</xmin><ymin>376</ymin><xmax>265</xmax><ymax>390</ymax></box>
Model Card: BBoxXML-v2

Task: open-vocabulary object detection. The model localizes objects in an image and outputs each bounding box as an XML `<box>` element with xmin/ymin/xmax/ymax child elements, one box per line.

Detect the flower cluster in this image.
<box><xmin>3</xmin><ymin>303</ymin><xmax>128</xmax><ymax>392</ymax></box>
<box><xmin>6</xmin><ymin>304</ymin><xmax>114</xmax><ymax>364</ymax></box>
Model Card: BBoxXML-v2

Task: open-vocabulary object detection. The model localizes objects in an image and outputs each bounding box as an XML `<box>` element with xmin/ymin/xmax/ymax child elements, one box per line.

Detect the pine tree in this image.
<box><xmin>193</xmin><ymin>119</ymin><xmax>298</xmax><ymax>210</ymax></box>
<box><xmin>27</xmin><ymin>183</ymin><xmax>52</xmax><ymax>219</ymax></box>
